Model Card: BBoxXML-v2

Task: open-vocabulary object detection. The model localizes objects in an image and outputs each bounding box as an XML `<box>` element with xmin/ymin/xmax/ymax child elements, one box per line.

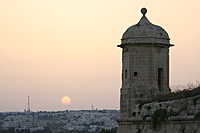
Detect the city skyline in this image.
<box><xmin>1</xmin><ymin>0</ymin><xmax>200</xmax><ymax>111</ymax></box>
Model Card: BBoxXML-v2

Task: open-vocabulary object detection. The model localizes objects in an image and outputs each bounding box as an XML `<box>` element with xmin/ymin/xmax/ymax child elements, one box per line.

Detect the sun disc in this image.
<box><xmin>61</xmin><ymin>96</ymin><xmax>71</xmax><ymax>106</ymax></box>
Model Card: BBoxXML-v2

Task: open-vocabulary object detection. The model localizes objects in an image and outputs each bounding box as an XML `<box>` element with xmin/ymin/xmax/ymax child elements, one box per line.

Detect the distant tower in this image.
<box><xmin>27</xmin><ymin>95</ymin><xmax>31</xmax><ymax>112</ymax></box>
<box><xmin>117</xmin><ymin>8</ymin><xmax>174</xmax><ymax>119</ymax></box>
<box><xmin>91</xmin><ymin>104</ymin><xmax>94</xmax><ymax>110</ymax></box>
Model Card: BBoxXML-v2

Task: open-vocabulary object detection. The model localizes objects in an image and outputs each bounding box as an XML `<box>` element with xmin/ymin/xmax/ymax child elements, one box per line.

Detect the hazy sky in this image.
<box><xmin>0</xmin><ymin>0</ymin><xmax>200</xmax><ymax>112</ymax></box>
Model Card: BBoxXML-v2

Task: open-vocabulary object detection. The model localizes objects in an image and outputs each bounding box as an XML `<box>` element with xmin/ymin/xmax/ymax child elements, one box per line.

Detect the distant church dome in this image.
<box><xmin>121</xmin><ymin>8</ymin><xmax>170</xmax><ymax>45</ymax></box>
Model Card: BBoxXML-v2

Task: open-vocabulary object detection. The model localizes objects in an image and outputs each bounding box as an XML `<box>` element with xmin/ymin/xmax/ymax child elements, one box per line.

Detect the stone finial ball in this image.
<box><xmin>141</xmin><ymin>8</ymin><xmax>147</xmax><ymax>15</ymax></box>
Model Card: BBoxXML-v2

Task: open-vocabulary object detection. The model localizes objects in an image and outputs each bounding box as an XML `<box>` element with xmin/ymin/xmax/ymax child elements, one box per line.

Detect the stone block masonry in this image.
<box><xmin>118</xmin><ymin>8</ymin><xmax>173</xmax><ymax>119</ymax></box>
<box><xmin>117</xmin><ymin>95</ymin><xmax>200</xmax><ymax>133</ymax></box>
<box><xmin>117</xmin><ymin>120</ymin><xmax>200</xmax><ymax>133</ymax></box>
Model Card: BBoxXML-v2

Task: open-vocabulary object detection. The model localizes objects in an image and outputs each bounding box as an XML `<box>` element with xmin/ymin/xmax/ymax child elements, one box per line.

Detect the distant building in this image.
<box><xmin>35</xmin><ymin>120</ymin><xmax>48</xmax><ymax>127</ymax></box>
<box><xmin>2</xmin><ymin>121</ymin><xmax>18</xmax><ymax>128</ymax></box>
<box><xmin>1</xmin><ymin>110</ymin><xmax>119</xmax><ymax>133</ymax></box>
<box><xmin>19</xmin><ymin>121</ymin><xmax>33</xmax><ymax>128</ymax></box>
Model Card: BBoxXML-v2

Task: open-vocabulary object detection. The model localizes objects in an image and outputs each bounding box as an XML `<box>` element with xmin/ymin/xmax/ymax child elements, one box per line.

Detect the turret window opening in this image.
<box><xmin>158</xmin><ymin>68</ymin><xmax>163</xmax><ymax>91</ymax></box>
<box><xmin>125</xmin><ymin>70</ymin><xmax>127</xmax><ymax>79</ymax></box>
<box><xmin>134</xmin><ymin>72</ymin><xmax>137</xmax><ymax>76</ymax></box>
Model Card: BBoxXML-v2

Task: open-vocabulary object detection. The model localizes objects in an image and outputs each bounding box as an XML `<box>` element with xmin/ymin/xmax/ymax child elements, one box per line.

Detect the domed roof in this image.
<box><xmin>121</xmin><ymin>8</ymin><xmax>171</xmax><ymax>45</ymax></box>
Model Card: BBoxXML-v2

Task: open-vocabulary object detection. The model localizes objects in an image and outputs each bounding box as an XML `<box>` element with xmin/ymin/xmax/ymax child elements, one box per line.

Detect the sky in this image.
<box><xmin>0</xmin><ymin>0</ymin><xmax>200</xmax><ymax>112</ymax></box>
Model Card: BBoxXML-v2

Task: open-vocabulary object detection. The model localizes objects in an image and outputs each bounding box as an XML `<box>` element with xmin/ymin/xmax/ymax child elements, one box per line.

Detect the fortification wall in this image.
<box><xmin>132</xmin><ymin>95</ymin><xmax>200</xmax><ymax>121</ymax></box>
<box><xmin>117</xmin><ymin>120</ymin><xmax>200</xmax><ymax>133</ymax></box>
<box><xmin>117</xmin><ymin>95</ymin><xmax>200</xmax><ymax>133</ymax></box>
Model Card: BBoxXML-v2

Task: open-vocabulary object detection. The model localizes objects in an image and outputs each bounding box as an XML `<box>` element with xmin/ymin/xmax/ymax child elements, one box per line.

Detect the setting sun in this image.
<box><xmin>61</xmin><ymin>96</ymin><xmax>71</xmax><ymax>106</ymax></box>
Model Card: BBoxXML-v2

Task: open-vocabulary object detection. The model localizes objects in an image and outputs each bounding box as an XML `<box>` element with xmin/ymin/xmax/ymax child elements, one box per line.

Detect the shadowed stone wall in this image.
<box><xmin>120</xmin><ymin>44</ymin><xmax>170</xmax><ymax>118</ymax></box>
<box><xmin>117</xmin><ymin>120</ymin><xmax>200</xmax><ymax>133</ymax></box>
<box><xmin>117</xmin><ymin>95</ymin><xmax>200</xmax><ymax>133</ymax></box>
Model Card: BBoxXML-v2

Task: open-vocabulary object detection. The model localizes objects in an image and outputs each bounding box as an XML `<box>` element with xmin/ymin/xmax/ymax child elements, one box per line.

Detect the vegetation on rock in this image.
<box><xmin>195</xmin><ymin>112</ymin><xmax>200</xmax><ymax>119</ymax></box>
<box><xmin>152</xmin><ymin>109</ymin><xmax>167</xmax><ymax>130</ymax></box>
<box><xmin>142</xmin><ymin>85</ymin><xmax>200</xmax><ymax>104</ymax></box>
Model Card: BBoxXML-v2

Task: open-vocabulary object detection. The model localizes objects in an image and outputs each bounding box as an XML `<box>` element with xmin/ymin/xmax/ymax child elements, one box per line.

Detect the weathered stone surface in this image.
<box><xmin>117</xmin><ymin>120</ymin><xmax>200</xmax><ymax>133</ymax></box>
<box><xmin>118</xmin><ymin>8</ymin><xmax>172</xmax><ymax>118</ymax></box>
<box><xmin>115</xmin><ymin>8</ymin><xmax>200</xmax><ymax>133</ymax></box>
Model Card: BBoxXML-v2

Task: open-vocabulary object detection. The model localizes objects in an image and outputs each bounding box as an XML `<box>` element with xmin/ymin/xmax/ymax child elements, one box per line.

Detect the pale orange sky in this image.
<box><xmin>0</xmin><ymin>0</ymin><xmax>200</xmax><ymax>111</ymax></box>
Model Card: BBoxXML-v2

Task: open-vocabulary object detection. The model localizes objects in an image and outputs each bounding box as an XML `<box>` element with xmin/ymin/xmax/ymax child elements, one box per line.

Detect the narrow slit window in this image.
<box><xmin>125</xmin><ymin>70</ymin><xmax>127</xmax><ymax>78</ymax></box>
<box><xmin>158</xmin><ymin>68</ymin><xmax>163</xmax><ymax>91</ymax></box>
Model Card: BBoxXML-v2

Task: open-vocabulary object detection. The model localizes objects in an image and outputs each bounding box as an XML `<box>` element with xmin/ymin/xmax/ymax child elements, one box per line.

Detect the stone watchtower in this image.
<box><xmin>118</xmin><ymin>8</ymin><xmax>174</xmax><ymax>119</ymax></box>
